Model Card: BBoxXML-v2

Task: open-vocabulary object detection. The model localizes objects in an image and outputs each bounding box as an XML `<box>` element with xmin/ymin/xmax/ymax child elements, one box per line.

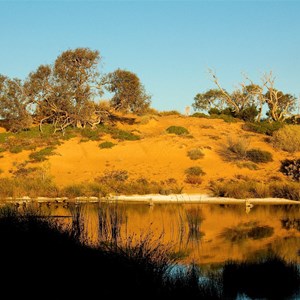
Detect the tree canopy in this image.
<box><xmin>105</xmin><ymin>69</ymin><xmax>151</xmax><ymax>114</ymax></box>
<box><xmin>193</xmin><ymin>71</ymin><xmax>296</xmax><ymax>122</ymax></box>
<box><xmin>0</xmin><ymin>48</ymin><xmax>152</xmax><ymax>132</ymax></box>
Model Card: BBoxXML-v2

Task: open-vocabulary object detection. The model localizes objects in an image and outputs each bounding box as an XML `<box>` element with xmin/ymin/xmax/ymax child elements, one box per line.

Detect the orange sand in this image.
<box><xmin>0</xmin><ymin>115</ymin><xmax>298</xmax><ymax>193</ymax></box>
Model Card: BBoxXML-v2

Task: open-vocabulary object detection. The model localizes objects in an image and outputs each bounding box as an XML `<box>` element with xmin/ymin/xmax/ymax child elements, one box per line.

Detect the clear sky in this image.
<box><xmin>0</xmin><ymin>1</ymin><xmax>299</xmax><ymax>113</ymax></box>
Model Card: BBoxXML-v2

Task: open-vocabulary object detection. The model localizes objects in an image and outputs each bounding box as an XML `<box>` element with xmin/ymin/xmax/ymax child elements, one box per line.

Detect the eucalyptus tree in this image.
<box><xmin>105</xmin><ymin>69</ymin><xmax>151</xmax><ymax>114</ymax></box>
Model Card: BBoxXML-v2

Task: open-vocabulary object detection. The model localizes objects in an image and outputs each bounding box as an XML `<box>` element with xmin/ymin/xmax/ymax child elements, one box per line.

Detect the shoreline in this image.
<box><xmin>1</xmin><ymin>194</ymin><xmax>299</xmax><ymax>205</ymax></box>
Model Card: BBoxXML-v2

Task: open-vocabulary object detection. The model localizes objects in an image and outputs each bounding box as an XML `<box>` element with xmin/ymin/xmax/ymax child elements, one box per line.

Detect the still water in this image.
<box><xmin>42</xmin><ymin>202</ymin><xmax>300</xmax><ymax>266</ymax></box>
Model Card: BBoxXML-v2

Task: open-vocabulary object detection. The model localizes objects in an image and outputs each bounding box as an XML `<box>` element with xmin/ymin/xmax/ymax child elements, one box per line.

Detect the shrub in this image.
<box><xmin>270</xmin><ymin>182</ymin><xmax>300</xmax><ymax>201</ymax></box>
<box><xmin>185</xmin><ymin>175</ymin><xmax>202</xmax><ymax>185</ymax></box>
<box><xmin>159</xmin><ymin>110</ymin><xmax>182</xmax><ymax>116</ymax></box>
<box><xmin>111</xmin><ymin>130</ymin><xmax>140</xmax><ymax>141</ymax></box>
<box><xmin>236</xmin><ymin>106</ymin><xmax>259</xmax><ymax>122</ymax></box>
<box><xmin>280</xmin><ymin>159</ymin><xmax>300</xmax><ymax>181</ymax></box>
<box><xmin>191</xmin><ymin>112</ymin><xmax>209</xmax><ymax>118</ymax></box>
<box><xmin>9</xmin><ymin>145</ymin><xmax>23</xmax><ymax>153</ymax></box>
<box><xmin>272</xmin><ymin>125</ymin><xmax>300</xmax><ymax>153</ymax></box>
<box><xmin>29</xmin><ymin>147</ymin><xmax>56</xmax><ymax>162</ymax></box>
<box><xmin>0</xmin><ymin>147</ymin><xmax>5</xmax><ymax>153</ymax></box>
<box><xmin>80</xmin><ymin>128</ymin><xmax>102</xmax><ymax>141</ymax></box>
<box><xmin>99</xmin><ymin>142</ymin><xmax>115</xmax><ymax>149</ymax></box>
<box><xmin>210</xmin><ymin>114</ymin><xmax>237</xmax><ymax>123</ymax></box>
<box><xmin>166</xmin><ymin>126</ymin><xmax>189</xmax><ymax>136</ymax></box>
<box><xmin>208</xmin><ymin>108</ymin><xmax>221</xmax><ymax>115</ymax></box>
<box><xmin>210</xmin><ymin>179</ymin><xmax>271</xmax><ymax>199</ymax></box>
<box><xmin>227</xmin><ymin>137</ymin><xmax>249</xmax><ymax>160</ymax></box>
<box><xmin>98</xmin><ymin>170</ymin><xmax>129</xmax><ymax>183</ymax></box>
<box><xmin>246</xmin><ymin>149</ymin><xmax>273</xmax><ymax>163</ymax></box>
<box><xmin>185</xmin><ymin>166</ymin><xmax>205</xmax><ymax>176</ymax></box>
<box><xmin>62</xmin><ymin>184</ymin><xmax>86</xmax><ymax>198</ymax></box>
<box><xmin>236</xmin><ymin>162</ymin><xmax>259</xmax><ymax>170</ymax></box>
<box><xmin>242</xmin><ymin>121</ymin><xmax>283</xmax><ymax>136</ymax></box>
<box><xmin>187</xmin><ymin>149</ymin><xmax>204</xmax><ymax>160</ymax></box>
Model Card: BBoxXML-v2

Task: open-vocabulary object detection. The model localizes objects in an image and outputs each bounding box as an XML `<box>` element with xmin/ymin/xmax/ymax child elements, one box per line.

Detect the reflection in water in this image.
<box><xmin>41</xmin><ymin>202</ymin><xmax>300</xmax><ymax>265</ymax></box>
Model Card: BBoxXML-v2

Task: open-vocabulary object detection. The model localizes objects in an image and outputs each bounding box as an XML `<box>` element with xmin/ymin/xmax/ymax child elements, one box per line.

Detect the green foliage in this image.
<box><xmin>185</xmin><ymin>166</ymin><xmax>205</xmax><ymax>176</ymax></box>
<box><xmin>242</xmin><ymin>121</ymin><xmax>283</xmax><ymax>136</ymax></box>
<box><xmin>280</xmin><ymin>159</ymin><xmax>300</xmax><ymax>181</ymax></box>
<box><xmin>0</xmin><ymin>147</ymin><xmax>5</xmax><ymax>153</ymax></box>
<box><xmin>209</xmin><ymin>114</ymin><xmax>237</xmax><ymax>123</ymax></box>
<box><xmin>236</xmin><ymin>105</ymin><xmax>259</xmax><ymax>122</ymax></box>
<box><xmin>111</xmin><ymin>129</ymin><xmax>140</xmax><ymax>141</ymax></box>
<box><xmin>80</xmin><ymin>128</ymin><xmax>102</xmax><ymax>141</ymax></box>
<box><xmin>272</xmin><ymin>125</ymin><xmax>300</xmax><ymax>153</ymax></box>
<box><xmin>187</xmin><ymin>149</ymin><xmax>204</xmax><ymax>160</ymax></box>
<box><xmin>9</xmin><ymin>145</ymin><xmax>23</xmax><ymax>153</ymax></box>
<box><xmin>246</xmin><ymin>149</ymin><xmax>273</xmax><ymax>163</ymax></box>
<box><xmin>99</xmin><ymin>141</ymin><xmax>115</xmax><ymax>149</ymax></box>
<box><xmin>106</xmin><ymin>69</ymin><xmax>151</xmax><ymax>114</ymax></box>
<box><xmin>166</xmin><ymin>126</ymin><xmax>189</xmax><ymax>136</ymax></box>
<box><xmin>190</xmin><ymin>112</ymin><xmax>209</xmax><ymax>118</ymax></box>
<box><xmin>29</xmin><ymin>147</ymin><xmax>56</xmax><ymax>162</ymax></box>
<box><xmin>159</xmin><ymin>110</ymin><xmax>182</xmax><ymax>116</ymax></box>
<box><xmin>0</xmin><ymin>132</ymin><xmax>11</xmax><ymax>143</ymax></box>
<box><xmin>227</xmin><ymin>137</ymin><xmax>249</xmax><ymax>160</ymax></box>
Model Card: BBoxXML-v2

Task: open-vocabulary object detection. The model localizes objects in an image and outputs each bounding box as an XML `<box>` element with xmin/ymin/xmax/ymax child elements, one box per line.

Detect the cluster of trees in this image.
<box><xmin>0</xmin><ymin>48</ymin><xmax>151</xmax><ymax>132</ymax></box>
<box><xmin>193</xmin><ymin>70</ymin><xmax>297</xmax><ymax>123</ymax></box>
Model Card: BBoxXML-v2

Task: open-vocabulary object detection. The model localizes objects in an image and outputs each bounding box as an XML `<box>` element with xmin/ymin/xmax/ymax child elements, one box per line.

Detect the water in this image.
<box><xmin>39</xmin><ymin>202</ymin><xmax>300</xmax><ymax>266</ymax></box>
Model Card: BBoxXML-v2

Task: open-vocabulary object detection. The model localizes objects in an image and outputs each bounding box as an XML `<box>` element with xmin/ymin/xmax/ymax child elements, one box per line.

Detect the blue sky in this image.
<box><xmin>0</xmin><ymin>1</ymin><xmax>299</xmax><ymax>112</ymax></box>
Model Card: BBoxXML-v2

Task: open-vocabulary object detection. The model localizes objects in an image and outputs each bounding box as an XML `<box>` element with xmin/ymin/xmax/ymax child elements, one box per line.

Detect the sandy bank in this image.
<box><xmin>2</xmin><ymin>194</ymin><xmax>299</xmax><ymax>205</ymax></box>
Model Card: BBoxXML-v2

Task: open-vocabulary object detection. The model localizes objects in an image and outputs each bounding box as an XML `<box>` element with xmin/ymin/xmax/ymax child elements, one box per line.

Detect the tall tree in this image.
<box><xmin>193</xmin><ymin>70</ymin><xmax>295</xmax><ymax>122</ymax></box>
<box><xmin>0</xmin><ymin>75</ymin><xmax>32</xmax><ymax>132</ymax></box>
<box><xmin>105</xmin><ymin>69</ymin><xmax>151</xmax><ymax>114</ymax></box>
<box><xmin>25</xmin><ymin>48</ymin><xmax>107</xmax><ymax>132</ymax></box>
<box><xmin>262</xmin><ymin>72</ymin><xmax>296</xmax><ymax>122</ymax></box>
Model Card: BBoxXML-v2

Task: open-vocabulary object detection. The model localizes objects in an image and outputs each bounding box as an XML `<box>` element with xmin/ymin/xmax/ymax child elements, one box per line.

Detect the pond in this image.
<box><xmin>39</xmin><ymin>202</ymin><xmax>300</xmax><ymax>266</ymax></box>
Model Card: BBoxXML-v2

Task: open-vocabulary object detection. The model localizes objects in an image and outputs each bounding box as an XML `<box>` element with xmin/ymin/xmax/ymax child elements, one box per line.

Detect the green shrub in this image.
<box><xmin>191</xmin><ymin>112</ymin><xmax>209</xmax><ymax>118</ymax></box>
<box><xmin>272</xmin><ymin>125</ymin><xmax>300</xmax><ymax>153</ymax></box>
<box><xmin>210</xmin><ymin>114</ymin><xmax>237</xmax><ymax>123</ymax></box>
<box><xmin>29</xmin><ymin>147</ymin><xmax>56</xmax><ymax>162</ymax></box>
<box><xmin>166</xmin><ymin>126</ymin><xmax>189</xmax><ymax>136</ymax></box>
<box><xmin>9</xmin><ymin>145</ymin><xmax>23</xmax><ymax>153</ymax></box>
<box><xmin>159</xmin><ymin>110</ymin><xmax>182</xmax><ymax>116</ymax></box>
<box><xmin>80</xmin><ymin>128</ymin><xmax>102</xmax><ymax>141</ymax></box>
<box><xmin>0</xmin><ymin>132</ymin><xmax>10</xmax><ymax>143</ymax></box>
<box><xmin>279</xmin><ymin>159</ymin><xmax>300</xmax><ymax>181</ymax></box>
<box><xmin>242</xmin><ymin>121</ymin><xmax>283</xmax><ymax>136</ymax></box>
<box><xmin>99</xmin><ymin>141</ymin><xmax>116</xmax><ymax>149</ymax></box>
<box><xmin>111</xmin><ymin>130</ymin><xmax>140</xmax><ymax>141</ymax></box>
<box><xmin>0</xmin><ymin>147</ymin><xmax>5</xmax><ymax>153</ymax></box>
<box><xmin>187</xmin><ymin>149</ymin><xmax>204</xmax><ymax>160</ymax></box>
<box><xmin>246</xmin><ymin>149</ymin><xmax>273</xmax><ymax>163</ymax></box>
<box><xmin>236</xmin><ymin>105</ymin><xmax>259</xmax><ymax>122</ymax></box>
<box><xmin>185</xmin><ymin>166</ymin><xmax>205</xmax><ymax>176</ymax></box>
<box><xmin>227</xmin><ymin>137</ymin><xmax>249</xmax><ymax>160</ymax></box>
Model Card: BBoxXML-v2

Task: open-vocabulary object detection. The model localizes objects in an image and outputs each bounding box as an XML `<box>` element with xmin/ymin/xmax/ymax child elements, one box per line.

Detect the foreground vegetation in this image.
<box><xmin>0</xmin><ymin>206</ymin><xmax>299</xmax><ymax>299</ymax></box>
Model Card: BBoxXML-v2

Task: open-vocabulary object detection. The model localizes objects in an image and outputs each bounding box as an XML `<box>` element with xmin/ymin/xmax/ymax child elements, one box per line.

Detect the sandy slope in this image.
<box><xmin>0</xmin><ymin>115</ymin><xmax>298</xmax><ymax>193</ymax></box>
